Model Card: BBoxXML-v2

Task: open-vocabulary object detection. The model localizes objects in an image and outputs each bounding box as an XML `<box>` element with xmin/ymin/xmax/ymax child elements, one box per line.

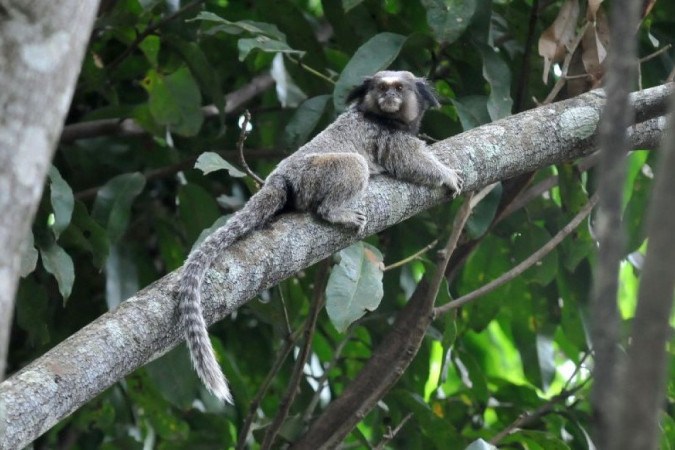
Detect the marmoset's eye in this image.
<box><xmin>394</xmin><ymin>83</ymin><xmax>403</xmax><ymax>91</ymax></box>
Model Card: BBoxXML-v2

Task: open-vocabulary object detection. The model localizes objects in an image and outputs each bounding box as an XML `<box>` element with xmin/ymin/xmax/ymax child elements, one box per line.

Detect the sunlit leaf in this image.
<box><xmin>326</xmin><ymin>242</ymin><xmax>384</xmax><ymax>332</ymax></box>
<box><xmin>194</xmin><ymin>152</ymin><xmax>246</xmax><ymax>177</ymax></box>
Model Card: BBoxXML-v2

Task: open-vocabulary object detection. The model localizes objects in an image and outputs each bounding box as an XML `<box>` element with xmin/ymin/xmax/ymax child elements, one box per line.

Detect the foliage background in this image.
<box><xmin>6</xmin><ymin>0</ymin><xmax>674</xmax><ymax>448</ymax></box>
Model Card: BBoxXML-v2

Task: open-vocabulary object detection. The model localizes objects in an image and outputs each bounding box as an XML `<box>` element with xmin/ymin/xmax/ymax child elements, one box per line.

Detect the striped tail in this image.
<box><xmin>177</xmin><ymin>179</ymin><xmax>287</xmax><ymax>403</ymax></box>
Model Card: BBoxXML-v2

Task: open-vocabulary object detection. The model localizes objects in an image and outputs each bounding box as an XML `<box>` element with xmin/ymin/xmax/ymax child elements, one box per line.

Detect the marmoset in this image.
<box><xmin>177</xmin><ymin>70</ymin><xmax>463</xmax><ymax>403</ymax></box>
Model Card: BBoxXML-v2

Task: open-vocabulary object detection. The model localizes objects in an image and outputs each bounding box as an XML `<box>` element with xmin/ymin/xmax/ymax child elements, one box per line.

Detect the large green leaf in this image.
<box><xmin>92</xmin><ymin>172</ymin><xmax>146</xmax><ymax>243</ymax></box>
<box><xmin>167</xmin><ymin>37</ymin><xmax>225</xmax><ymax>121</ymax></box>
<box><xmin>178</xmin><ymin>184</ymin><xmax>221</xmax><ymax>245</ymax></box>
<box><xmin>421</xmin><ymin>0</ymin><xmax>477</xmax><ymax>44</ymax></box>
<box><xmin>39</xmin><ymin>241</ymin><xmax>75</xmax><ymax>301</ymax></box>
<box><xmin>48</xmin><ymin>165</ymin><xmax>74</xmax><ymax>238</ymax></box>
<box><xmin>283</xmin><ymin>95</ymin><xmax>331</xmax><ymax>149</ymax></box>
<box><xmin>143</xmin><ymin>67</ymin><xmax>203</xmax><ymax>137</ymax></box>
<box><xmin>326</xmin><ymin>242</ymin><xmax>384</xmax><ymax>332</ymax></box>
<box><xmin>333</xmin><ymin>33</ymin><xmax>407</xmax><ymax>111</ymax></box>
<box><xmin>60</xmin><ymin>201</ymin><xmax>110</xmax><ymax>269</ymax></box>
<box><xmin>478</xmin><ymin>44</ymin><xmax>513</xmax><ymax>121</ymax></box>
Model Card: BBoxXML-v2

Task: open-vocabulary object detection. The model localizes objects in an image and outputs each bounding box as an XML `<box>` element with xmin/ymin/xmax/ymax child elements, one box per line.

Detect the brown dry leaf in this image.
<box><xmin>587</xmin><ymin>0</ymin><xmax>603</xmax><ymax>21</ymax></box>
<box><xmin>581</xmin><ymin>7</ymin><xmax>609</xmax><ymax>85</ymax></box>
<box><xmin>642</xmin><ymin>0</ymin><xmax>657</xmax><ymax>19</ymax></box>
<box><xmin>538</xmin><ymin>0</ymin><xmax>581</xmax><ymax>84</ymax></box>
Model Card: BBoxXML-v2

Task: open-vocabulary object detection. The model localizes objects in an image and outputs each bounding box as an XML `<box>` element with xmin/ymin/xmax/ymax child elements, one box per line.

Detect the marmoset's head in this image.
<box><xmin>346</xmin><ymin>70</ymin><xmax>440</xmax><ymax>133</ymax></box>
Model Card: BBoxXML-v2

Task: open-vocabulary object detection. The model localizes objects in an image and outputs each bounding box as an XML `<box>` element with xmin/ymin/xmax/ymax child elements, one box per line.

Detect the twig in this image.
<box><xmin>667</xmin><ymin>66</ymin><xmax>675</xmax><ymax>83</ymax></box>
<box><xmin>384</xmin><ymin>239</ymin><xmax>438</xmax><ymax>271</ymax></box>
<box><xmin>513</xmin><ymin>0</ymin><xmax>540</xmax><ymax>112</ymax></box>
<box><xmin>236</xmin><ymin>328</ymin><xmax>302</xmax><ymax>449</ymax></box>
<box><xmin>489</xmin><ymin>382</ymin><xmax>588</xmax><ymax>445</ymax></box>
<box><xmin>106</xmin><ymin>0</ymin><xmax>206</xmax><ymax>73</ymax></box>
<box><xmin>261</xmin><ymin>260</ymin><xmax>331</xmax><ymax>449</ymax></box>
<box><xmin>302</xmin><ymin>326</ymin><xmax>356</xmax><ymax>421</ymax></box>
<box><xmin>374</xmin><ymin>413</ymin><xmax>413</xmax><ymax>450</ymax></box>
<box><xmin>286</xmin><ymin>54</ymin><xmax>336</xmax><ymax>85</ymax></box>
<box><xmin>237</xmin><ymin>110</ymin><xmax>265</xmax><ymax>187</ymax></box>
<box><xmin>435</xmin><ymin>194</ymin><xmax>598</xmax><ymax>316</ymax></box>
<box><xmin>639</xmin><ymin>44</ymin><xmax>672</xmax><ymax>64</ymax></box>
<box><xmin>562</xmin><ymin>351</ymin><xmax>591</xmax><ymax>392</ymax></box>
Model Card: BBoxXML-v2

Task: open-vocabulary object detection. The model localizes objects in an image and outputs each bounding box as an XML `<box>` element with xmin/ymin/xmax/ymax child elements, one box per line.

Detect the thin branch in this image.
<box><xmin>286</xmin><ymin>55</ymin><xmax>336</xmax><ymax>85</ymax></box>
<box><xmin>373</xmin><ymin>413</ymin><xmax>413</xmax><ymax>450</ymax></box>
<box><xmin>261</xmin><ymin>260</ymin><xmax>330</xmax><ymax>449</ymax></box>
<box><xmin>489</xmin><ymin>381</ymin><xmax>588</xmax><ymax>445</ymax></box>
<box><xmin>639</xmin><ymin>44</ymin><xmax>672</xmax><ymax>64</ymax></box>
<box><xmin>513</xmin><ymin>0</ymin><xmax>540</xmax><ymax>112</ymax></box>
<box><xmin>383</xmin><ymin>239</ymin><xmax>438</xmax><ymax>271</ymax></box>
<box><xmin>237</xmin><ymin>110</ymin><xmax>265</xmax><ymax>187</ymax></box>
<box><xmin>435</xmin><ymin>194</ymin><xmax>598</xmax><ymax>316</ymax></box>
<box><xmin>105</xmin><ymin>0</ymin><xmax>206</xmax><ymax>73</ymax></box>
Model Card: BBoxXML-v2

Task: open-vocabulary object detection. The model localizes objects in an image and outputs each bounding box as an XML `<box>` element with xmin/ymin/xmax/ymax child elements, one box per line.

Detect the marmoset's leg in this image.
<box><xmin>295</xmin><ymin>153</ymin><xmax>370</xmax><ymax>230</ymax></box>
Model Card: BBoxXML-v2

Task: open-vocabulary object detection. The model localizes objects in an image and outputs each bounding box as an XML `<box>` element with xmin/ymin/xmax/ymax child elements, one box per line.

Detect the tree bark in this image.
<box><xmin>0</xmin><ymin>1</ymin><xmax>100</xmax><ymax>386</ymax></box>
<box><xmin>0</xmin><ymin>83</ymin><xmax>672</xmax><ymax>450</ymax></box>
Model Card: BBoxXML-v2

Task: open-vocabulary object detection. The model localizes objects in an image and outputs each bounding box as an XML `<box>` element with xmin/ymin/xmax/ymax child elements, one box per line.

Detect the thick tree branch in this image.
<box><xmin>590</xmin><ymin>0</ymin><xmax>641</xmax><ymax>446</ymax></box>
<box><xmin>0</xmin><ymin>83</ymin><xmax>672</xmax><ymax>450</ymax></box>
<box><xmin>0</xmin><ymin>1</ymin><xmax>100</xmax><ymax>384</ymax></box>
<box><xmin>614</xmin><ymin>95</ymin><xmax>675</xmax><ymax>450</ymax></box>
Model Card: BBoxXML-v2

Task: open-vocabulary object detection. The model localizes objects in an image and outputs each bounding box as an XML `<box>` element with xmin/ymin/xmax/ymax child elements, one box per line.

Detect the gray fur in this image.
<box><xmin>177</xmin><ymin>71</ymin><xmax>463</xmax><ymax>403</ymax></box>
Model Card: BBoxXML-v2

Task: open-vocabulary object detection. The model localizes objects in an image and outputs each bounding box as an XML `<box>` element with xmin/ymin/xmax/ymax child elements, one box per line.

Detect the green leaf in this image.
<box><xmin>465</xmin><ymin>439</ymin><xmax>498</xmax><ymax>450</ymax></box>
<box><xmin>48</xmin><ymin>166</ymin><xmax>74</xmax><ymax>238</ymax></box>
<box><xmin>194</xmin><ymin>152</ymin><xmax>246</xmax><ymax>177</ymax></box>
<box><xmin>451</xmin><ymin>96</ymin><xmax>491</xmax><ymax>130</ymax></box>
<box><xmin>105</xmin><ymin>243</ymin><xmax>139</xmax><ymax>309</ymax></box>
<box><xmin>237</xmin><ymin>37</ymin><xmax>304</xmax><ymax>61</ymax></box>
<box><xmin>16</xmin><ymin>278</ymin><xmax>50</xmax><ymax>345</ymax></box>
<box><xmin>342</xmin><ymin>0</ymin><xmax>365</xmax><ymax>12</ymax></box>
<box><xmin>326</xmin><ymin>242</ymin><xmax>384</xmax><ymax>332</ymax></box>
<box><xmin>143</xmin><ymin>67</ymin><xmax>204</xmax><ymax>137</ymax></box>
<box><xmin>192</xmin><ymin>13</ymin><xmax>286</xmax><ymax>40</ymax></box>
<box><xmin>39</xmin><ymin>241</ymin><xmax>75</xmax><ymax>301</ymax></box>
<box><xmin>512</xmin><ymin>223</ymin><xmax>558</xmax><ymax>286</ymax></box>
<box><xmin>333</xmin><ymin>33</ymin><xmax>407</xmax><ymax>111</ymax></box>
<box><xmin>421</xmin><ymin>0</ymin><xmax>477</xmax><ymax>44</ymax></box>
<box><xmin>178</xmin><ymin>184</ymin><xmax>221</xmax><ymax>245</ymax></box>
<box><xmin>283</xmin><ymin>95</ymin><xmax>331</xmax><ymax>149</ymax></box>
<box><xmin>166</xmin><ymin>37</ymin><xmax>225</xmax><ymax>122</ymax></box>
<box><xmin>138</xmin><ymin>35</ymin><xmax>160</xmax><ymax>67</ymax></box>
<box><xmin>145</xmin><ymin>340</ymin><xmax>198</xmax><ymax>409</ymax></box>
<box><xmin>478</xmin><ymin>44</ymin><xmax>513</xmax><ymax>121</ymax></box>
<box><xmin>465</xmin><ymin>183</ymin><xmax>501</xmax><ymax>238</ymax></box>
<box><xmin>60</xmin><ymin>201</ymin><xmax>110</xmax><ymax>269</ymax></box>
<box><xmin>92</xmin><ymin>173</ymin><xmax>146</xmax><ymax>243</ymax></box>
